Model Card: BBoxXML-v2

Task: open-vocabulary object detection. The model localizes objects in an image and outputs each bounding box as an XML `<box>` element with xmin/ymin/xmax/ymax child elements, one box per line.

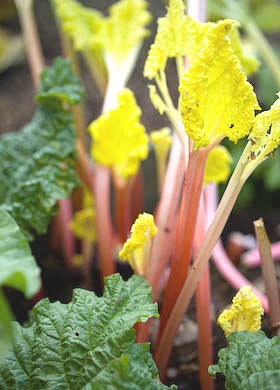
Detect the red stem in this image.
<box><xmin>194</xmin><ymin>193</ymin><xmax>214</xmax><ymax>390</ymax></box>
<box><xmin>94</xmin><ymin>164</ymin><xmax>115</xmax><ymax>279</ymax></box>
<box><xmin>131</xmin><ymin>169</ymin><xmax>144</xmax><ymax>224</ymax></box>
<box><xmin>136</xmin><ymin>135</ymin><xmax>185</xmax><ymax>343</ymax></box>
<box><xmin>114</xmin><ymin>176</ymin><xmax>131</xmax><ymax>244</ymax></box>
<box><xmin>156</xmin><ymin>148</ymin><xmax>208</xmax><ymax>341</ymax></box>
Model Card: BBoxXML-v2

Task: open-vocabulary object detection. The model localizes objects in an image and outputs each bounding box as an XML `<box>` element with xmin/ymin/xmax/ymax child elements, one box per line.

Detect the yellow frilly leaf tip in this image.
<box><xmin>228</xmin><ymin>28</ymin><xmax>260</xmax><ymax>76</ymax></box>
<box><xmin>144</xmin><ymin>0</ymin><xmax>187</xmax><ymax>80</ymax></box>
<box><xmin>119</xmin><ymin>213</ymin><xmax>157</xmax><ymax>275</ymax></box>
<box><xmin>204</xmin><ymin>146</ymin><xmax>232</xmax><ymax>186</ymax></box>
<box><xmin>70</xmin><ymin>189</ymin><xmax>97</xmax><ymax>243</ymax></box>
<box><xmin>218</xmin><ymin>286</ymin><xmax>264</xmax><ymax>336</ymax></box>
<box><xmin>89</xmin><ymin>88</ymin><xmax>149</xmax><ymax>179</ymax></box>
<box><xmin>150</xmin><ymin>127</ymin><xmax>172</xmax><ymax>160</ymax></box>
<box><xmin>52</xmin><ymin>0</ymin><xmax>103</xmax><ymax>52</ymax></box>
<box><xmin>249</xmin><ymin>93</ymin><xmax>280</xmax><ymax>161</ymax></box>
<box><xmin>179</xmin><ymin>19</ymin><xmax>260</xmax><ymax>150</ymax></box>
<box><xmin>101</xmin><ymin>0</ymin><xmax>151</xmax><ymax>63</ymax></box>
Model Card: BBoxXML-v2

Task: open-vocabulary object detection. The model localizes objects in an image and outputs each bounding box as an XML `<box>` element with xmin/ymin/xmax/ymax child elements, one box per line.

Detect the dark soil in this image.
<box><xmin>1</xmin><ymin>1</ymin><xmax>280</xmax><ymax>389</ymax></box>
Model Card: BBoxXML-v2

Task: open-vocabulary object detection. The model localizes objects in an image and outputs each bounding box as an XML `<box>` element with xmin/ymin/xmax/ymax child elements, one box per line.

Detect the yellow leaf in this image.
<box><xmin>101</xmin><ymin>0</ymin><xmax>151</xmax><ymax>63</ymax></box>
<box><xmin>179</xmin><ymin>19</ymin><xmax>260</xmax><ymax>149</ymax></box>
<box><xmin>228</xmin><ymin>27</ymin><xmax>260</xmax><ymax>76</ymax></box>
<box><xmin>119</xmin><ymin>213</ymin><xmax>157</xmax><ymax>274</ymax></box>
<box><xmin>89</xmin><ymin>88</ymin><xmax>148</xmax><ymax>179</ymax></box>
<box><xmin>249</xmin><ymin>94</ymin><xmax>280</xmax><ymax>162</ymax></box>
<box><xmin>52</xmin><ymin>0</ymin><xmax>103</xmax><ymax>52</ymax></box>
<box><xmin>218</xmin><ymin>286</ymin><xmax>264</xmax><ymax>336</ymax></box>
<box><xmin>204</xmin><ymin>145</ymin><xmax>232</xmax><ymax>185</ymax></box>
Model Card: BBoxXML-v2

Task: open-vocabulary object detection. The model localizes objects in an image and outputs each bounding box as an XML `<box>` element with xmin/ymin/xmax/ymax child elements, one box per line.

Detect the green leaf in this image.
<box><xmin>0</xmin><ymin>208</ymin><xmax>40</xmax><ymax>296</ymax></box>
<box><xmin>209</xmin><ymin>330</ymin><xmax>280</xmax><ymax>389</ymax></box>
<box><xmin>0</xmin><ymin>208</ymin><xmax>41</xmax><ymax>357</ymax></box>
<box><xmin>0</xmin><ymin>274</ymin><xmax>175</xmax><ymax>390</ymax></box>
<box><xmin>0</xmin><ymin>57</ymin><xmax>84</xmax><ymax>239</ymax></box>
<box><xmin>36</xmin><ymin>57</ymin><xmax>85</xmax><ymax>105</ymax></box>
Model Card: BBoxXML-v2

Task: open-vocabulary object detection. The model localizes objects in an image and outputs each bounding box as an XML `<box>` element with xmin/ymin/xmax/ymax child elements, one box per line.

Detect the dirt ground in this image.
<box><xmin>1</xmin><ymin>1</ymin><xmax>280</xmax><ymax>389</ymax></box>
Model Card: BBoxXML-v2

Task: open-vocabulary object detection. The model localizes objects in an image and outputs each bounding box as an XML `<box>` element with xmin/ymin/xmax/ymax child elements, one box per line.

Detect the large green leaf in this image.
<box><xmin>209</xmin><ymin>330</ymin><xmax>280</xmax><ymax>389</ymax></box>
<box><xmin>0</xmin><ymin>58</ymin><xmax>84</xmax><ymax>240</ymax></box>
<box><xmin>0</xmin><ymin>274</ymin><xmax>176</xmax><ymax>390</ymax></box>
<box><xmin>0</xmin><ymin>208</ymin><xmax>41</xmax><ymax>357</ymax></box>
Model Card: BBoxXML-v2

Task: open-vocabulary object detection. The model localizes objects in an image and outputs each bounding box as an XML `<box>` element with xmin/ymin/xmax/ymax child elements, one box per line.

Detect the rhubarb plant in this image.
<box><xmin>0</xmin><ymin>273</ymin><xmax>176</xmax><ymax>390</ymax></box>
<box><xmin>209</xmin><ymin>287</ymin><xmax>280</xmax><ymax>389</ymax></box>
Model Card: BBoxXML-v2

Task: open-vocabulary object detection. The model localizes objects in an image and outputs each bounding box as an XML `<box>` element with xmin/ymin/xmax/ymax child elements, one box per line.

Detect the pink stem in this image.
<box><xmin>205</xmin><ymin>183</ymin><xmax>269</xmax><ymax>312</ymax></box>
<box><xmin>242</xmin><ymin>241</ymin><xmax>280</xmax><ymax>267</ymax></box>
<box><xmin>94</xmin><ymin>164</ymin><xmax>115</xmax><ymax>280</ymax></box>
<box><xmin>135</xmin><ymin>135</ymin><xmax>185</xmax><ymax>344</ymax></box>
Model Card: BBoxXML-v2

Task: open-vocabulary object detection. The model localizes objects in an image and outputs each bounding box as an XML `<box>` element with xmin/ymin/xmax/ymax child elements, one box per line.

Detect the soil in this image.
<box><xmin>1</xmin><ymin>1</ymin><xmax>280</xmax><ymax>389</ymax></box>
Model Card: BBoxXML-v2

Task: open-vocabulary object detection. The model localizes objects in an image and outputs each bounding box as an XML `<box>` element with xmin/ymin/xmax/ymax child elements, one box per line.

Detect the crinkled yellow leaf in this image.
<box><xmin>204</xmin><ymin>145</ymin><xmax>232</xmax><ymax>185</ymax></box>
<box><xmin>52</xmin><ymin>0</ymin><xmax>103</xmax><ymax>52</ymax></box>
<box><xmin>179</xmin><ymin>19</ymin><xmax>260</xmax><ymax>149</ymax></box>
<box><xmin>150</xmin><ymin>127</ymin><xmax>172</xmax><ymax>159</ymax></box>
<box><xmin>228</xmin><ymin>27</ymin><xmax>260</xmax><ymax>76</ymax></box>
<box><xmin>100</xmin><ymin>0</ymin><xmax>151</xmax><ymax>63</ymax></box>
<box><xmin>119</xmin><ymin>213</ymin><xmax>157</xmax><ymax>274</ymax></box>
<box><xmin>249</xmin><ymin>93</ymin><xmax>280</xmax><ymax>161</ymax></box>
<box><xmin>89</xmin><ymin>88</ymin><xmax>148</xmax><ymax>179</ymax></box>
<box><xmin>143</xmin><ymin>0</ymin><xmax>213</xmax><ymax>80</ymax></box>
<box><xmin>218</xmin><ymin>286</ymin><xmax>264</xmax><ymax>336</ymax></box>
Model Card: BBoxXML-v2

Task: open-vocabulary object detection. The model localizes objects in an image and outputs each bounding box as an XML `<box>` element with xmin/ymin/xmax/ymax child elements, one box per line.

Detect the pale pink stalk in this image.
<box><xmin>205</xmin><ymin>183</ymin><xmax>269</xmax><ymax>312</ymax></box>
<box><xmin>148</xmin><ymin>134</ymin><xmax>186</xmax><ymax>298</ymax></box>
<box><xmin>242</xmin><ymin>241</ymin><xmax>280</xmax><ymax>267</ymax></box>
<box><xmin>14</xmin><ymin>0</ymin><xmax>44</xmax><ymax>89</ymax></box>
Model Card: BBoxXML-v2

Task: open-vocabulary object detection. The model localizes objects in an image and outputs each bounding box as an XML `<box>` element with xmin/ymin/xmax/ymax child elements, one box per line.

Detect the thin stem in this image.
<box><xmin>194</xmin><ymin>193</ymin><xmax>214</xmax><ymax>390</ymax></box>
<box><xmin>94</xmin><ymin>164</ymin><xmax>115</xmax><ymax>279</ymax></box>
<box><xmin>14</xmin><ymin>0</ymin><xmax>44</xmax><ymax>89</ymax></box>
<box><xmin>84</xmin><ymin>50</ymin><xmax>107</xmax><ymax>96</ymax></box>
<box><xmin>113</xmin><ymin>175</ymin><xmax>131</xmax><ymax>244</ymax></box>
<box><xmin>155</xmin><ymin>152</ymin><xmax>168</xmax><ymax>195</ymax></box>
<box><xmin>136</xmin><ymin>135</ymin><xmax>185</xmax><ymax>343</ymax></box>
<box><xmin>131</xmin><ymin>169</ymin><xmax>144</xmax><ymax>223</ymax></box>
<box><xmin>254</xmin><ymin>218</ymin><xmax>280</xmax><ymax>335</ymax></box>
<box><xmin>156</xmin><ymin>148</ymin><xmax>208</xmax><ymax>342</ymax></box>
<box><xmin>175</xmin><ymin>56</ymin><xmax>184</xmax><ymax>83</ymax></box>
<box><xmin>243</xmin><ymin>18</ymin><xmax>280</xmax><ymax>89</ymax></box>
